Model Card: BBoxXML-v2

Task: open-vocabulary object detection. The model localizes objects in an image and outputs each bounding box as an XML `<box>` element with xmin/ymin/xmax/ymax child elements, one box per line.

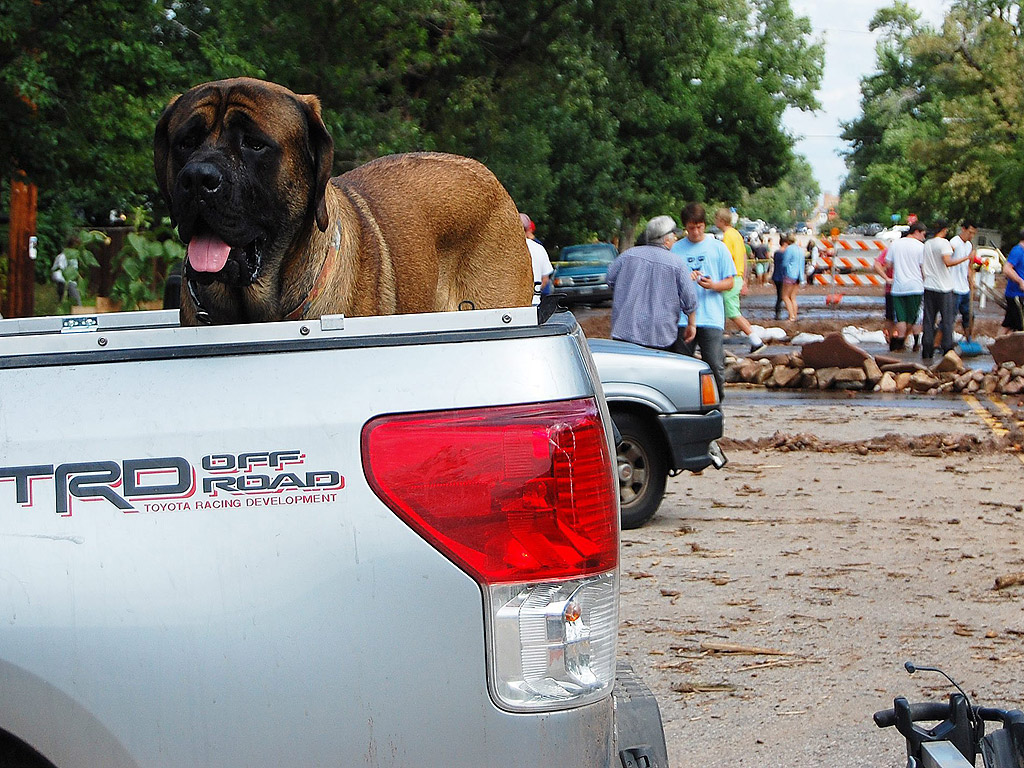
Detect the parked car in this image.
<box><xmin>551</xmin><ymin>242</ymin><xmax>618</xmax><ymax>306</ymax></box>
<box><xmin>589</xmin><ymin>339</ymin><xmax>726</xmax><ymax>529</ymax></box>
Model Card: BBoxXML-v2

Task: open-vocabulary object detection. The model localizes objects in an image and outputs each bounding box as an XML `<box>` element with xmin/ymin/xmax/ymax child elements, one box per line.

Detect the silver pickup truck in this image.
<box><xmin>0</xmin><ymin>308</ymin><xmax>667</xmax><ymax>768</ymax></box>
<box><xmin>592</xmin><ymin>339</ymin><xmax>726</xmax><ymax>530</ymax></box>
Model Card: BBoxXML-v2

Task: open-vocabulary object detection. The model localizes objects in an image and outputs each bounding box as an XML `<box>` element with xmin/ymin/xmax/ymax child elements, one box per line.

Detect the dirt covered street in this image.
<box><xmin>617</xmin><ymin>389</ymin><xmax>1024</xmax><ymax>767</ymax></box>
<box><xmin>569</xmin><ymin>282</ymin><xmax>1024</xmax><ymax>765</ymax></box>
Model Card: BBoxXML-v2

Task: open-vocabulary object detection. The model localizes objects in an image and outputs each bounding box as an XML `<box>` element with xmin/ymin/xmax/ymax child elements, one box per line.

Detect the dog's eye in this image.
<box><xmin>176</xmin><ymin>134</ymin><xmax>199</xmax><ymax>152</ymax></box>
<box><xmin>242</xmin><ymin>135</ymin><xmax>268</xmax><ymax>152</ymax></box>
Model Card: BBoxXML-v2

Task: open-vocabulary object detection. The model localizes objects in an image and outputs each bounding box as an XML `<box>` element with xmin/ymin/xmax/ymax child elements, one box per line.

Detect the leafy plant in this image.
<box><xmin>64</xmin><ymin>209</ymin><xmax>183</xmax><ymax>311</ymax></box>
<box><xmin>107</xmin><ymin>208</ymin><xmax>184</xmax><ymax>310</ymax></box>
<box><xmin>61</xmin><ymin>230</ymin><xmax>105</xmax><ymax>285</ymax></box>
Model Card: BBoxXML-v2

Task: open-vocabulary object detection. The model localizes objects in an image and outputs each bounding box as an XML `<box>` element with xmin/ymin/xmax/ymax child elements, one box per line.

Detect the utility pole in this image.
<box><xmin>3</xmin><ymin>175</ymin><xmax>37</xmax><ymax>318</ymax></box>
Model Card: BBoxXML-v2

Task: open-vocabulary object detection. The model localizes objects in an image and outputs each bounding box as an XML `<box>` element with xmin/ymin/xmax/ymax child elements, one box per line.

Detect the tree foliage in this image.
<box><xmin>741</xmin><ymin>155</ymin><xmax>821</xmax><ymax>226</ymax></box>
<box><xmin>2</xmin><ymin>0</ymin><xmax>823</xmax><ymax>263</ymax></box>
<box><xmin>841</xmin><ymin>1</ymin><xmax>1024</xmax><ymax>240</ymax></box>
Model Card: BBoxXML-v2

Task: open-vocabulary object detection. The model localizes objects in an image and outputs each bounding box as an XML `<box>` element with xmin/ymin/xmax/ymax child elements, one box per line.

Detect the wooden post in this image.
<box><xmin>4</xmin><ymin>176</ymin><xmax>38</xmax><ymax>318</ymax></box>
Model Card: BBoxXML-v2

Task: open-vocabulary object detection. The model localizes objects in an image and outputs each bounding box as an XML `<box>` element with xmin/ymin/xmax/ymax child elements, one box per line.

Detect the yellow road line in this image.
<box><xmin>988</xmin><ymin>394</ymin><xmax>1017</xmax><ymax>419</ymax></box>
<box><xmin>964</xmin><ymin>393</ymin><xmax>1024</xmax><ymax>466</ymax></box>
<box><xmin>963</xmin><ymin>393</ymin><xmax>1008</xmax><ymax>437</ymax></box>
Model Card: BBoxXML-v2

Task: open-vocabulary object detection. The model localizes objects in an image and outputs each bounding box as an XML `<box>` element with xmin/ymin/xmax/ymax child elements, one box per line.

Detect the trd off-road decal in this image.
<box><xmin>0</xmin><ymin>450</ymin><xmax>344</xmax><ymax>516</ymax></box>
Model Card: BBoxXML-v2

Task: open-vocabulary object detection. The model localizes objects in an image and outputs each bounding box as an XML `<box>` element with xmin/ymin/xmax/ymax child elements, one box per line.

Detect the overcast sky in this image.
<box><xmin>782</xmin><ymin>0</ymin><xmax>951</xmax><ymax>196</ymax></box>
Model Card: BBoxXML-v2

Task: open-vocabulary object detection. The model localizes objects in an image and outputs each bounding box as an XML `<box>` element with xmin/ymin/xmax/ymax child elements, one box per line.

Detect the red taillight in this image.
<box><xmin>361</xmin><ymin>398</ymin><xmax>618</xmax><ymax>583</ymax></box>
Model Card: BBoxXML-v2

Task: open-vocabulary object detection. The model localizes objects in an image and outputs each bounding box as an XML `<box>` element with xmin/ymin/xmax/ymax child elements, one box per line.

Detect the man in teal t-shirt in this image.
<box><xmin>671</xmin><ymin>201</ymin><xmax>736</xmax><ymax>398</ymax></box>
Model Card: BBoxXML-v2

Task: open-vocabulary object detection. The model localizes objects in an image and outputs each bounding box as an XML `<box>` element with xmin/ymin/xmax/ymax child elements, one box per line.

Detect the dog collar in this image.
<box><xmin>284</xmin><ymin>225</ymin><xmax>341</xmax><ymax>321</ymax></box>
<box><xmin>187</xmin><ymin>279</ymin><xmax>213</xmax><ymax>325</ymax></box>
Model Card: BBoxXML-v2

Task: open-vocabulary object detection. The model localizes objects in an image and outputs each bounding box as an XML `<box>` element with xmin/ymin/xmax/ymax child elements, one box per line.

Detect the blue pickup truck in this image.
<box><xmin>551</xmin><ymin>242</ymin><xmax>618</xmax><ymax>306</ymax></box>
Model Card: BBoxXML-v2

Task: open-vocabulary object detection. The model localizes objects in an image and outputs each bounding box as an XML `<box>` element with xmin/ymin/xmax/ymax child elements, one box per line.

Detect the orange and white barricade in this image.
<box><xmin>810</xmin><ymin>238</ymin><xmax>886</xmax><ymax>286</ymax></box>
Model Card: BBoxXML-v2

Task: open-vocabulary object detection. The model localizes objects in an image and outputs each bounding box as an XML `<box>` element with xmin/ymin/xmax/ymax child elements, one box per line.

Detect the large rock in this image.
<box><xmin>738</xmin><ymin>359</ymin><xmax>763</xmax><ymax>382</ymax></box>
<box><xmin>878</xmin><ymin>372</ymin><xmax>898</xmax><ymax>392</ymax></box>
<box><xmin>991</xmin><ymin>332</ymin><xmax>1024</xmax><ymax>366</ymax></box>
<box><xmin>931</xmin><ymin>350</ymin><xmax>964</xmax><ymax>374</ymax></box>
<box><xmin>801</xmin><ymin>332</ymin><xmax>871</xmax><ymax>369</ymax></box>
<box><xmin>881</xmin><ymin>362</ymin><xmax>927</xmax><ymax>374</ymax></box>
<box><xmin>873</xmin><ymin>354</ymin><xmax>902</xmax><ymax>367</ymax></box>
<box><xmin>816</xmin><ymin>367</ymin><xmax>839</xmax><ymax>389</ymax></box>
<box><xmin>1004</xmin><ymin>377</ymin><xmax>1024</xmax><ymax>395</ymax></box>
<box><xmin>910</xmin><ymin>371</ymin><xmax>939</xmax><ymax>392</ymax></box>
<box><xmin>863</xmin><ymin>357</ymin><xmax>883</xmax><ymax>386</ymax></box>
<box><xmin>896</xmin><ymin>372</ymin><xmax>913</xmax><ymax>390</ymax></box>
<box><xmin>754</xmin><ymin>362</ymin><xmax>774</xmax><ymax>385</ymax></box>
<box><xmin>834</xmin><ymin>367</ymin><xmax>867</xmax><ymax>383</ymax></box>
<box><xmin>768</xmin><ymin>365</ymin><xmax>803</xmax><ymax>388</ymax></box>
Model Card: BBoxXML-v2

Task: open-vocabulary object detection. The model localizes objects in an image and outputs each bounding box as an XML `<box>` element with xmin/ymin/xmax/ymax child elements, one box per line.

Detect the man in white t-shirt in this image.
<box><xmin>884</xmin><ymin>221</ymin><xmax>927</xmax><ymax>350</ymax></box>
<box><xmin>948</xmin><ymin>221</ymin><xmax>977</xmax><ymax>342</ymax></box>
<box><xmin>921</xmin><ymin>219</ymin><xmax>972</xmax><ymax>359</ymax></box>
<box><xmin>520</xmin><ymin>213</ymin><xmax>553</xmax><ymax>305</ymax></box>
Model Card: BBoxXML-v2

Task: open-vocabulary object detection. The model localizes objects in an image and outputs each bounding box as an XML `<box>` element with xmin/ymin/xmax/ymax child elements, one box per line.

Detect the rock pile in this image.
<box><xmin>724</xmin><ymin>332</ymin><xmax>1024</xmax><ymax>396</ymax></box>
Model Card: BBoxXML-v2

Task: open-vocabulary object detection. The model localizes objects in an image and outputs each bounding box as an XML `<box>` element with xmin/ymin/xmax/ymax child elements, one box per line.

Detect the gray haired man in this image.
<box><xmin>606</xmin><ymin>215</ymin><xmax>697</xmax><ymax>351</ymax></box>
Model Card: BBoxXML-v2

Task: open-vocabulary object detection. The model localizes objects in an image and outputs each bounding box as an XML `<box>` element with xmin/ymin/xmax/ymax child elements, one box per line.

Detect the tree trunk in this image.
<box><xmin>3</xmin><ymin>176</ymin><xmax>37</xmax><ymax>319</ymax></box>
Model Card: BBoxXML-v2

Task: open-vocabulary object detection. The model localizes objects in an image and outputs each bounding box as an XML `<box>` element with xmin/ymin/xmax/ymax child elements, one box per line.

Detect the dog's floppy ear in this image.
<box><xmin>298</xmin><ymin>94</ymin><xmax>334</xmax><ymax>233</ymax></box>
<box><xmin>153</xmin><ymin>93</ymin><xmax>182</xmax><ymax>212</ymax></box>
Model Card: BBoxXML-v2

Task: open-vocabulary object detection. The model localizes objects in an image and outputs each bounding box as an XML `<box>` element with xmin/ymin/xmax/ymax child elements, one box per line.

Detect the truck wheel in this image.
<box><xmin>612</xmin><ymin>412</ymin><xmax>668</xmax><ymax>530</ymax></box>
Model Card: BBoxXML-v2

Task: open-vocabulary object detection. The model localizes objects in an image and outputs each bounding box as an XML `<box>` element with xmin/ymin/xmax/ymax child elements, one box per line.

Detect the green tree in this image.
<box><xmin>742</xmin><ymin>155</ymin><xmax>821</xmax><ymax>226</ymax></box>
<box><xmin>841</xmin><ymin>1</ymin><xmax>1024</xmax><ymax>238</ymax></box>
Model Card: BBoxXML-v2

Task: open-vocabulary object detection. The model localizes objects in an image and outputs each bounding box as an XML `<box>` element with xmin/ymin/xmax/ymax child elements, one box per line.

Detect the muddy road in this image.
<box><xmin>618</xmin><ymin>390</ymin><xmax>1024</xmax><ymax>767</ymax></box>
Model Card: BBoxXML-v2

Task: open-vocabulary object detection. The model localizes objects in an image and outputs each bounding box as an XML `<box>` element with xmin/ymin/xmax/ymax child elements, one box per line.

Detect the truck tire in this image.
<box><xmin>612</xmin><ymin>411</ymin><xmax>668</xmax><ymax>530</ymax></box>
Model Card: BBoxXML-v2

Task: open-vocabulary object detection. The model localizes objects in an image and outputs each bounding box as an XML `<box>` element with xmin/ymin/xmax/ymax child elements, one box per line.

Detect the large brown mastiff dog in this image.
<box><xmin>154</xmin><ymin>78</ymin><xmax>534</xmax><ymax>325</ymax></box>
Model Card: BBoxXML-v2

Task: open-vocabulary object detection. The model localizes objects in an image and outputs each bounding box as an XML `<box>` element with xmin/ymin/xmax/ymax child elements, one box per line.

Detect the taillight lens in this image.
<box><xmin>361</xmin><ymin>398</ymin><xmax>618</xmax><ymax>583</ymax></box>
<box><xmin>700</xmin><ymin>370</ymin><xmax>720</xmax><ymax>407</ymax></box>
<box><xmin>362</xmin><ymin>398</ymin><xmax>620</xmax><ymax>711</ymax></box>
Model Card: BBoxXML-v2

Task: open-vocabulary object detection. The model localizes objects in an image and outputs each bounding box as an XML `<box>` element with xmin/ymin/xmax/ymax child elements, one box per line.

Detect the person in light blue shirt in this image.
<box><xmin>780</xmin><ymin>233</ymin><xmax>805</xmax><ymax>321</ymax></box>
<box><xmin>671</xmin><ymin>202</ymin><xmax>736</xmax><ymax>398</ymax></box>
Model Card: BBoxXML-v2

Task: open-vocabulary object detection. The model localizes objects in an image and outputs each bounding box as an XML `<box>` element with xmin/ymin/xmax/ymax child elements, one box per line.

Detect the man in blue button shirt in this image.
<box><xmin>671</xmin><ymin>202</ymin><xmax>736</xmax><ymax>398</ymax></box>
<box><xmin>607</xmin><ymin>215</ymin><xmax>697</xmax><ymax>351</ymax></box>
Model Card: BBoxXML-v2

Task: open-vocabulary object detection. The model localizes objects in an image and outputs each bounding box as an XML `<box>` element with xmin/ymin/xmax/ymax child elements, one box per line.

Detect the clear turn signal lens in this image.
<box><xmin>488</xmin><ymin>572</ymin><xmax>617</xmax><ymax>712</ymax></box>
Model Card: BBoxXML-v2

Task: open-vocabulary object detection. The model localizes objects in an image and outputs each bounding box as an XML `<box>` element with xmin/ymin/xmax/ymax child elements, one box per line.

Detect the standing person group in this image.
<box><xmin>883</xmin><ymin>219</ymin><xmax>975</xmax><ymax>357</ymax></box>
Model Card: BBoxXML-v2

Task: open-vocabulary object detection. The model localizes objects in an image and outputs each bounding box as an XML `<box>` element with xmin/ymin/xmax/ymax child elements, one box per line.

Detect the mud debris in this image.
<box><xmin>719</xmin><ymin>430</ymin><xmax>1009</xmax><ymax>455</ymax></box>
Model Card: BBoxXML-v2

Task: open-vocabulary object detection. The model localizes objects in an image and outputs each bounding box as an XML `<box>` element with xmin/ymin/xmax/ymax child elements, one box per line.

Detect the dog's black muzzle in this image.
<box><xmin>173</xmin><ymin>159</ymin><xmax>265</xmax><ymax>287</ymax></box>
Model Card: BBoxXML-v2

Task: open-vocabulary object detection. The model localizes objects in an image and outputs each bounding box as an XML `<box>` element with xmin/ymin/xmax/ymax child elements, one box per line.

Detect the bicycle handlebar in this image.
<box><xmin>874</xmin><ymin>701</ymin><xmax>951</xmax><ymax>728</ymax></box>
<box><xmin>874</xmin><ymin>702</ymin><xmax>1023</xmax><ymax>729</ymax></box>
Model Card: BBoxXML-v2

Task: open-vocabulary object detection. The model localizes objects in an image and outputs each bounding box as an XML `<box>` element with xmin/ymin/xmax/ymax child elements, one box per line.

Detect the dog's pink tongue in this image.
<box><xmin>187</xmin><ymin>234</ymin><xmax>232</xmax><ymax>273</ymax></box>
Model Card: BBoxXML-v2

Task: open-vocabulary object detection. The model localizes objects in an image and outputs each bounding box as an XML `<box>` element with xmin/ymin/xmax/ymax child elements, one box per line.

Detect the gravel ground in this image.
<box><xmin>617</xmin><ymin>394</ymin><xmax>1024</xmax><ymax>767</ymax></box>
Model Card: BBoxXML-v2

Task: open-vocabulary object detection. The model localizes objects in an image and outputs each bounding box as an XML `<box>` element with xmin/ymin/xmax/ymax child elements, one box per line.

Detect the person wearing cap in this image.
<box><xmin>606</xmin><ymin>215</ymin><xmax>697</xmax><ymax>352</ymax></box>
<box><xmin>921</xmin><ymin>219</ymin><xmax>971</xmax><ymax>359</ymax></box>
<box><xmin>671</xmin><ymin>202</ymin><xmax>736</xmax><ymax>398</ymax></box>
<box><xmin>520</xmin><ymin>213</ymin><xmax>553</xmax><ymax>303</ymax></box>
<box><xmin>884</xmin><ymin>221</ymin><xmax>928</xmax><ymax>351</ymax></box>
<box><xmin>714</xmin><ymin>208</ymin><xmax>765</xmax><ymax>353</ymax></box>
